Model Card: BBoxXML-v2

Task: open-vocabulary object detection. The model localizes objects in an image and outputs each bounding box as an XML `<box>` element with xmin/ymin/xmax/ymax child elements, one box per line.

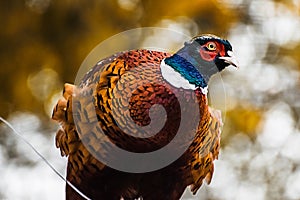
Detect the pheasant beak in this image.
<box><xmin>219</xmin><ymin>51</ymin><xmax>239</xmax><ymax>68</ymax></box>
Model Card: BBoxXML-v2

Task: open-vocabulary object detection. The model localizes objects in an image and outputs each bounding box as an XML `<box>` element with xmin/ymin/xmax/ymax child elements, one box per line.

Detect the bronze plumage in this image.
<box><xmin>52</xmin><ymin>35</ymin><xmax>237</xmax><ymax>199</ymax></box>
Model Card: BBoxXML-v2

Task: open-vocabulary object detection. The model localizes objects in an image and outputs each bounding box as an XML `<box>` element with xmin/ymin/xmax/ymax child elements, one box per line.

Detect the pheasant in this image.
<box><xmin>52</xmin><ymin>34</ymin><xmax>238</xmax><ymax>200</ymax></box>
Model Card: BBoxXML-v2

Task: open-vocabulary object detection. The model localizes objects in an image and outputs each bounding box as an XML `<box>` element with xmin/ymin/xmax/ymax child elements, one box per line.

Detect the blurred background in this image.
<box><xmin>0</xmin><ymin>0</ymin><xmax>300</xmax><ymax>199</ymax></box>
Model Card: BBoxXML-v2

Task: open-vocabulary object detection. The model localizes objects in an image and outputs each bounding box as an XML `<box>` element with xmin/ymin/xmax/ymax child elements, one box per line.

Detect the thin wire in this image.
<box><xmin>0</xmin><ymin>117</ymin><xmax>91</xmax><ymax>200</ymax></box>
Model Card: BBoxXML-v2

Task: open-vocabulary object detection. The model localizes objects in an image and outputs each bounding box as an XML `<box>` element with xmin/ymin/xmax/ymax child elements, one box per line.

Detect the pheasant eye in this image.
<box><xmin>206</xmin><ymin>42</ymin><xmax>217</xmax><ymax>51</ymax></box>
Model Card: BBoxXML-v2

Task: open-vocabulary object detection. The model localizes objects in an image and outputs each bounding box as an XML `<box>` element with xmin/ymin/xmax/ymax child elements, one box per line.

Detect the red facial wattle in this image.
<box><xmin>199</xmin><ymin>50</ymin><xmax>217</xmax><ymax>62</ymax></box>
<box><xmin>199</xmin><ymin>42</ymin><xmax>226</xmax><ymax>62</ymax></box>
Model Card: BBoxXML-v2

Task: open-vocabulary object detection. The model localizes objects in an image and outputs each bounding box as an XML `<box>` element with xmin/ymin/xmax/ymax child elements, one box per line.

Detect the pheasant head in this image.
<box><xmin>162</xmin><ymin>34</ymin><xmax>238</xmax><ymax>91</ymax></box>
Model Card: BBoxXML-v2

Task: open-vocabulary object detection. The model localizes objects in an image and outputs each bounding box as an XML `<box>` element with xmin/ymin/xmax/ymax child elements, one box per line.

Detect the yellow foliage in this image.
<box><xmin>225</xmin><ymin>105</ymin><xmax>263</xmax><ymax>139</ymax></box>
